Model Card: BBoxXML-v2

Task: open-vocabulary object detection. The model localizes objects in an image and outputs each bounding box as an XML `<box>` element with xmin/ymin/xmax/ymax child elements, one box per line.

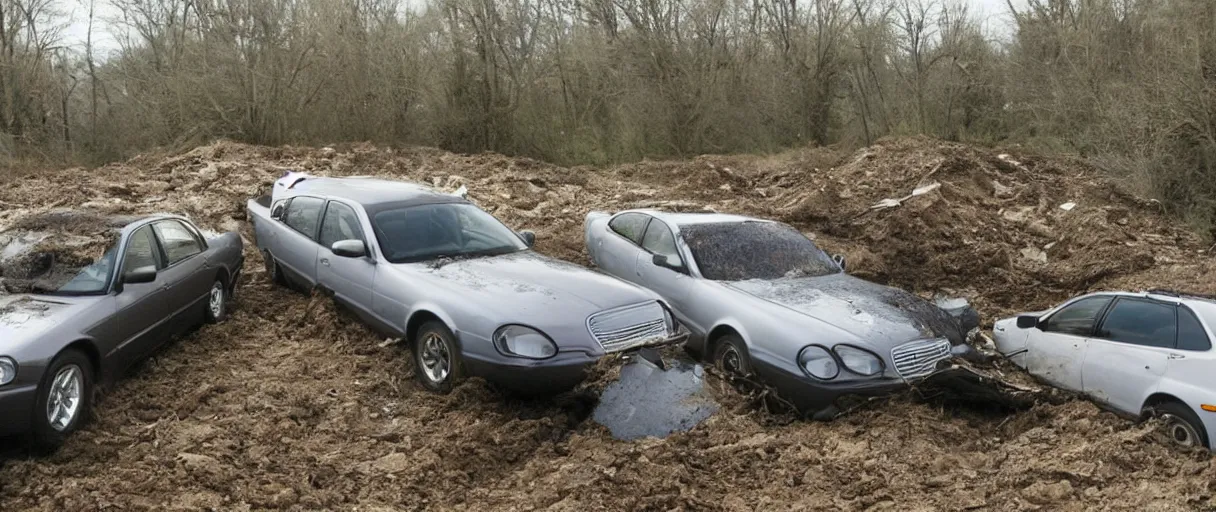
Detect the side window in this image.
<box><xmin>122</xmin><ymin>226</ymin><xmax>160</xmax><ymax>273</ymax></box>
<box><xmin>1043</xmin><ymin>296</ymin><xmax>1112</xmax><ymax>336</ymax></box>
<box><xmin>284</xmin><ymin>196</ymin><xmax>325</xmax><ymax>239</ymax></box>
<box><xmin>152</xmin><ymin>220</ymin><xmax>203</xmax><ymax>265</ymax></box>
<box><xmin>608</xmin><ymin>213</ymin><xmax>651</xmax><ymax>245</ymax></box>
<box><xmin>319</xmin><ymin>202</ymin><xmax>365</xmax><ymax>248</ymax></box>
<box><xmin>1095</xmin><ymin>298</ymin><xmax>1177</xmax><ymax>348</ymax></box>
<box><xmin>271</xmin><ymin>200</ymin><xmax>287</xmax><ymax>219</ymax></box>
<box><xmin>1177</xmin><ymin>306</ymin><xmax>1212</xmax><ymax>351</ymax></box>
<box><xmin>641</xmin><ymin>220</ymin><xmax>681</xmax><ymax>263</ymax></box>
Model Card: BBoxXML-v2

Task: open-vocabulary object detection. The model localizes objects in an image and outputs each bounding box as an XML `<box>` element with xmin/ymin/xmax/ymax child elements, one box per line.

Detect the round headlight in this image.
<box><xmin>0</xmin><ymin>357</ymin><xmax>16</xmax><ymax>386</ymax></box>
<box><xmin>494</xmin><ymin>325</ymin><xmax>557</xmax><ymax>359</ymax></box>
<box><xmin>797</xmin><ymin>345</ymin><xmax>839</xmax><ymax>380</ymax></box>
<box><xmin>833</xmin><ymin>345</ymin><xmax>884</xmax><ymax>376</ymax></box>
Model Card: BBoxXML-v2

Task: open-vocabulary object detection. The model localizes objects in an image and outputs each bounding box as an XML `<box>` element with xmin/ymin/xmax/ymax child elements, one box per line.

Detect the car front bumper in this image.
<box><xmin>752</xmin><ymin>358</ymin><xmax>928</xmax><ymax>416</ymax></box>
<box><xmin>0</xmin><ymin>383</ymin><xmax>38</xmax><ymax>437</ymax></box>
<box><xmin>464</xmin><ymin>330</ymin><xmax>690</xmax><ymax>394</ymax></box>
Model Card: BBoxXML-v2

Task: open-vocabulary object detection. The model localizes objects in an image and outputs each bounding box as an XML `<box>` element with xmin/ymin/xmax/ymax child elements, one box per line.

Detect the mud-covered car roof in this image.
<box><xmin>283</xmin><ymin>176</ymin><xmax>466</xmax><ymax>208</ymax></box>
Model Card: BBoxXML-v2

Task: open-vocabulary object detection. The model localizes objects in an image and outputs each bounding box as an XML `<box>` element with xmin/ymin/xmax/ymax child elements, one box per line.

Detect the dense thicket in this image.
<box><xmin>2</xmin><ymin>0</ymin><xmax>1215</xmax><ymax>230</ymax></box>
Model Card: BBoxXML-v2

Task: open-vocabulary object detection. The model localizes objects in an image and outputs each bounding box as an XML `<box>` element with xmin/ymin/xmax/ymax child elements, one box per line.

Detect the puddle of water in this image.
<box><xmin>592</xmin><ymin>355</ymin><xmax>719</xmax><ymax>441</ymax></box>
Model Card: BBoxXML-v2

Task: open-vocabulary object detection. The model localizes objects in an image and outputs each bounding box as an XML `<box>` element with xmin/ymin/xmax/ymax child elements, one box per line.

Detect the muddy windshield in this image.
<box><xmin>0</xmin><ymin>236</ymin><xmax>119</xmax><ymax>295</ymax></box>
<box><xmin>682</xmin><ymin>221</ymin><xmax>840</xmax><ymax>281</ymax></box>
<box><xmin>371</xmin><ymin>203</ymin><xmax>527</xmax><ymax>264</ymax></box>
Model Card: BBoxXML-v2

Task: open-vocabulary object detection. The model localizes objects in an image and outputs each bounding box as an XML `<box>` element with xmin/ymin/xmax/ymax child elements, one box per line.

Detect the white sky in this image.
<box><xmin>61</xmin><ymin>0</ymin><xmax>1026</xmax><ymax>57</ymax></box>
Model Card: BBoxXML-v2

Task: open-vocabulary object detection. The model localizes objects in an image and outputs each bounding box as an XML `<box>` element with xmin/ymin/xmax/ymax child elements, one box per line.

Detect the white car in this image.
<box><xmin>993</xmin><ymin>290</ymin><xmax>1216</xmax><ymax>449</ymax></box>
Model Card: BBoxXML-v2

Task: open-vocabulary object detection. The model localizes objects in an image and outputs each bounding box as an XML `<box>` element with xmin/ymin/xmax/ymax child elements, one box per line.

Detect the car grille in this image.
<box><xmin>890</xmin><ymin>338</ymin><xmax>952</xmax><ymax>380</ymax></box>
<box><xmin>587</xmin><ymin>301</ymin><xmax>669</xmax><ymax>353</ymax></box>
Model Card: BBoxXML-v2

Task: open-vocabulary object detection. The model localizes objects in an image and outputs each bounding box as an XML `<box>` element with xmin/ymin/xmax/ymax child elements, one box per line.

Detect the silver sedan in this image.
<box><xmin>584</xmin><ymin>210</ymin><xmax>965</xmax><ymax>416</ymax></box>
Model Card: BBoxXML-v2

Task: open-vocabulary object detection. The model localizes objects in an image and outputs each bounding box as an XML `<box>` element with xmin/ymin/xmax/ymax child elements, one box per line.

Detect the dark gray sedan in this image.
<box><xmin>585</xmin><ymin>210</ymin><xmax>964</xmax><ymax>417</ymax></box>
<box><xmin>247</xmin><ymin>173</ymin><xmax>687</xmax><ymax>395</ymax></box>
<box><xmin>0</xmin><ymin>211</ymin><xmax>243</xmax><ymax>448</ymax></box>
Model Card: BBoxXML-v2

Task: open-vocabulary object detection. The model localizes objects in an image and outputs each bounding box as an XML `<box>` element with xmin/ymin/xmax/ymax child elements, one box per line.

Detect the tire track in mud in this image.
<box><xmin>2</xmin><ymin>139</ymin><xmax>1216</xmax><ymax>510</ymax></box>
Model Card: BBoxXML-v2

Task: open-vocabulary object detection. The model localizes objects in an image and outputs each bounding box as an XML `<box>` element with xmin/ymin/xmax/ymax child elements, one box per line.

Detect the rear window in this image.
<box><xmin>681</xmin><ymin>222</ymin><xmax>839</xmax><ymax>281</ymax></box>
<box><xmin>284</xmin><ymin>197</ymin><xmax>325</xmax><ymax>238</ymax></box>
<box><xmin>1178</xmin><ymin>306</ymin><xmax>1212</xmax><ymax>351</ymax></box>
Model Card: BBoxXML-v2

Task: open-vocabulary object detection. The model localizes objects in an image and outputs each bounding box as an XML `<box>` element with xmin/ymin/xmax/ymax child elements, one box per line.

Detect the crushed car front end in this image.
<box><xmin>461</xmin><ymin>300</ymin><xmax>689</xmax><ymax>394</ymax></box>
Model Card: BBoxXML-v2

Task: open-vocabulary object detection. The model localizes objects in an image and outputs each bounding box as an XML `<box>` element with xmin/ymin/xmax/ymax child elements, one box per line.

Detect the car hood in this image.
<box><xmin>726</xmin><ymin>273</ymin><xmax>964</xmax><ymax>346</ymax></box>
<box><xmin>404</xmin><ymin>250</ymin><xmax>657</xmax><ymax>314</ymax></box>
<box><xmin>0</xmin><ymin>294</ymin><xmax>91</xmax><ymax>352</ymax></box>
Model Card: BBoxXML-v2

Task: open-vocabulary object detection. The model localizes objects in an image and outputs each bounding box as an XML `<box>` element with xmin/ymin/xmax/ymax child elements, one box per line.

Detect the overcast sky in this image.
<box><xmin>62</xmin><ymin>0</ymin><xmax>1025</xmax><ymax>56</ymax></box>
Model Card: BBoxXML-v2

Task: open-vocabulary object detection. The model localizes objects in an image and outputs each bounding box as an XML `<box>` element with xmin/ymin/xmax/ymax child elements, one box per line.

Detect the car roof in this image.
<box><xmin>622</xmin><ymin>210</ymin><xmax>772</xmax><ymax>228</ymax></box>
<box><xmin>283</xmin><ymin>176</ymin><xmax>463</xmax><ymax>208</ymax></box>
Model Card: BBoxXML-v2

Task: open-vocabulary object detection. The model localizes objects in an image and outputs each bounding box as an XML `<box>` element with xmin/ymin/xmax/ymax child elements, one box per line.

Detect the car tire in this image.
<box><xmin>31</xmin><ymin>349</ymin><xmax>93</xmax><ymax>451</ymax></box>
<box><xmin>204</xmin><ymin>278</ymin><xmax>227</xmax><ymax>323</ymax></box>
<box><xmin>413</xmin><ymin>321</ymin><xmax>465</xmax><ymax>394</ymax></box>
<box><xmin>1148</xmin><ymin>401</ymin><xmax>1210</xmax><ymax>449</ymax></box>
<box><xmin>713</xmin><ymin>334</ymin><xmax>753</xmax><ymax>379</ymax></box>
<box><xmin>263</xmin><ymin>250</ymin><xmax>286</xmax><ymax>285</ymax></box>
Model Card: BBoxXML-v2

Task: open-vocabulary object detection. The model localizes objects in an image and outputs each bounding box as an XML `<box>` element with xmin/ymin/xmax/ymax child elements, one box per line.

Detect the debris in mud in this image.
<box><xmin>592</xmin><ymin>353</ymin><xmax>719</xmax><ymax>440</ymax></box>
<box><xmin>0</xmin><ymin>210</ymin><xmax>130</xmax><ymax>294</ymax></box>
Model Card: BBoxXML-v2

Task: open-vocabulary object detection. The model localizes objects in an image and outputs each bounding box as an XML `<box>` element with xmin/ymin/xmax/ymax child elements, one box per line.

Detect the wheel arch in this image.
<box><xmin>405</xmin><ymin>307</ymin><xmax>458</xmax><ymax>345</ymax></box>
<box><xmin>1142</xmin><ymin>392</ymin><xmax>1190</xmax><ymax>416</ymax></box>
<box><xmin>706</xmin><ymin>322</ymin><xmax>748</xmax><ymax>360</ymax></box>
<box><xmin>61</xmin><ymin>338</ymin><xmax>102</xmax><ymax>380</ymax></box>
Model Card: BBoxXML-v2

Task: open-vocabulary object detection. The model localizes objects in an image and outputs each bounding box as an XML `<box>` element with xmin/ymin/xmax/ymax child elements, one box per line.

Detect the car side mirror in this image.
<box><xmin>652</xmin><ymin>253</ymin><xmax>687</xmax><ymax>274</ymax></box>
<box><xmin>832</xmin><ymin>254</ymin><xmax>847</xmax><ymax>272</ymax></box>
<box><xmin>518</xmin><ymin>230</ymin><xmax>536</xmax><ymax>248</ymax></box>
<box><xmin>122</xmin><ymin>265</ymin><xmax>157</xmax><ymax>285</ymax></box>
<box><xmin>331</xmin><ymin>240</ymin><xmax>367</xmax><ymax>258</ymax></box>
<box><xmin>1016</xmin><ymin>315</ymin><xmax>1040</xmax><ymax>329</ymax></box>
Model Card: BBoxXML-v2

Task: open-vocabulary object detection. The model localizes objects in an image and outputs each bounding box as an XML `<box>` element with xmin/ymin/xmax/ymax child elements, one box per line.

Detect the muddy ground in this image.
<box><xmin>2</xmin><ymin>138</ymin><xmax>1215</xmax><ymax>510</ymax></box>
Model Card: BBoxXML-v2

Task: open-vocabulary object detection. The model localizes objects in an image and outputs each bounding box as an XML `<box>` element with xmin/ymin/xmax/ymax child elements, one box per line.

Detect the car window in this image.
<box><xmin>609</xmin><ymin>213</ymin><xmax>651</xmax><ymax>245</ymax></box>
<box><xmin>284</xmin><ymin>196</ymin><xmax>325</xmax><ymax>239</ymax></box>
<box><xmin>641</xmin><ymin>220</ymin><xmax>681</xmax><ymax>263</ymax></box>
<box><xmin>1177</xmin><ymin>306</ymin><xmax>1212</xmax><ymax>351</ymax></box>
<box><xmin>319</xmin><ymin>202</ymin><xmax>365</xmax><ymax>248</ymax></box>
<box><xmin>1095</xmin><ymin>298</ymin><xmax>1176</xmax><ymax>348</ymax></box>
<box><xmin>1042</xmin><ymin>296</ymin><xmax>1112</xmax><ymax>336</ymax></box>
<box><xmin>371</xmin><ymin>202</ymin><xmax>526</xmax><ymax>263</ymax></box>
<box><xmin>122</xmin><ymin>226</ymin><xmax>160</xmax><ymax>273</ymax></box>
<box><xmin>681</xmin><ymin>221</ymin><xmax>839</xmax><ymax>281</ymax></box>
<box><xmin>152</xmin><ymin>220</ymin><xmax>203</xmax><ymax>266</ymax></box>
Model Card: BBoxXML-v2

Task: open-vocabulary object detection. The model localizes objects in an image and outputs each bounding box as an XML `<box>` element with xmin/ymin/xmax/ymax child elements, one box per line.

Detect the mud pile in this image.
<box><xmin>1</xmin><ymin>138</ymin><xmax>1215</xmax><ymax>510</ymax></box>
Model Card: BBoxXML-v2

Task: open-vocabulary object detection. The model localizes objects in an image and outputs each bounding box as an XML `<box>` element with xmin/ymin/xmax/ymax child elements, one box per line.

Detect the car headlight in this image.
<box><xmin>493</xmin><ymin>325</ymin><xmax>557</xmax><ymax>359</ymax></box>
<box><xmin>0</xmin><ymin>357</ymin><xmax>16</xmax><ymax>386</ymax></box>
<box><xmin>833</xmin><ymin>345</ymin><xmax>884</xmax><ymax>376</ymax></box>
<box><xmin>658</xmin><ymin>302</ymin><xmax>676</xmax><ymax>333</ymax></box>
<box><xmin>797</xmin><ymin>345</ymin><xmax>839</xmax><ymax>380</ymax></box>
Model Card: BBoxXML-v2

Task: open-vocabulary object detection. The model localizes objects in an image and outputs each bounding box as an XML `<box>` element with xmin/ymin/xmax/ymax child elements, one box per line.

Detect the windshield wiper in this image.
<box><xmin>427</xmin><ymin>246</ymin><xmax>522</xmax><ymax>269</ymax></box>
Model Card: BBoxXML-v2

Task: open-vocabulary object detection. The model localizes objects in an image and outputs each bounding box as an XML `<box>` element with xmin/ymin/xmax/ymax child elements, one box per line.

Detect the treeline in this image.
<box><xmin>2</xmin><ymin>0</ymin><xmax>1215</xmax><ymax>230</ymax></box>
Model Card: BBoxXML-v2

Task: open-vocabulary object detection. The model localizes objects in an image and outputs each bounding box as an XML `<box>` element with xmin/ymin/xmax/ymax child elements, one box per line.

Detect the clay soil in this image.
<box><xmin>2</xmin><ymin>138</ymin><xmax>1215</xmax><ymax>510</ymax></box>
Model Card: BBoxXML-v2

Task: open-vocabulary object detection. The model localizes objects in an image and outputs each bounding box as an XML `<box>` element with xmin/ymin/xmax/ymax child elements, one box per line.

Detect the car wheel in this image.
<box><xmin>205</xmin><ymin>278</ymin><xmax>227</xmax><ymax>323</ymax></box>
<box><xmin>413</xmin><ymin>321</ymin><xmax>465</xmax><ymax>394</ymax></box>
<box><xmin>32</xmin><ymin>349</ymin><xmax>93</xmax><ymax>451</ymax></box>
<box><xmin>1149</xmin><ymin>401</ymin><xmax>1210</xmax><ymax>449</ymax></box>
<box><xmin>263</xmin><ymin>250</ymin><xmax>286</xmax><ymax>285</ymax></box>
<box><xmin>713</xmin><ymin>334</ymin><xmax>753</xmax><ymax>379</ymax></box>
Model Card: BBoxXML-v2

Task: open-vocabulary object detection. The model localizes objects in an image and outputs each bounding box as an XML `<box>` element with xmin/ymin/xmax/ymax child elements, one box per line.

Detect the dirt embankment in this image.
<box><xmin>1</xmin><ymin>138</ymin><xmax>1214</xmax><ymax>510</ymax></box>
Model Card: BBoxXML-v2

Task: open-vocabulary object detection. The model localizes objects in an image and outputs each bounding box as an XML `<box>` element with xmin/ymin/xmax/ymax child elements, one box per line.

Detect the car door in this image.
<box><xmin>316</xmin><ymin>200</ymin><xmax>376</xmax><ymax>313</ymax></box>
<box><xmin>151</xmin><ymin>219</ymin><xmax>211</xmax><ymax>333</ymax></box>
<box><xmin>594</xmin><ymin>213</ymin><xmax>650</xmax><ymax>282</ymax></box>
<box><xmin>1023</xmin><ymin>295</ymin><xmax>1113</xmax><ymax>392</ymax></box>
<box><xmin>278</xmin><ymin>196</ymin><xmax>326</xmax><ymax>287</ymax></box>
<box><xmin>1082</xmin><ymin>297</ymin><xmax>1176</xmax><ymax>415</ymax></box>
<box><xmin>634</xmin><ymin>219</ymin><xmax>694</xmax><ymax>315</ymax></box>
<box><xmin>109</xmin><ymin>225</ymin><xmax>171</xmax><ymax>367</ymax></box>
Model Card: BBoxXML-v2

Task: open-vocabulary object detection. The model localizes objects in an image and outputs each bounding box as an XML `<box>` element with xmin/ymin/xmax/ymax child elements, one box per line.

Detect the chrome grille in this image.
<box><xmin>587</xmin><ymin>301</ymin><xmax>669</xmax><ymax>353</ymax></box>
<box><xmin>890</xmin><ymin>338</ymin><xmax>951</xmax><ymax>380</ymax></box>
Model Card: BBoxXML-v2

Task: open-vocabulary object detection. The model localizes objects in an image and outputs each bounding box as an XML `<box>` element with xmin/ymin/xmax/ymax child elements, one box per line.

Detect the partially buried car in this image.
<box><xmin>246</xmin><ymin>173</ymin><xmax>687</xmax><ymax>395</ymax></box>
<box><xmin>0</xmin><ymin>210</ymin><xmax>244</xmax><ymax>449</ymax></box>
<box><xmin>993</xmin><ymin>290</ymin><xmax>1216</xmax><ymax>449</ymax></box>
<box><xmin>584</xmin><ymin>210</ymin><xmax>966</xmax><ymax>417</ymax></box>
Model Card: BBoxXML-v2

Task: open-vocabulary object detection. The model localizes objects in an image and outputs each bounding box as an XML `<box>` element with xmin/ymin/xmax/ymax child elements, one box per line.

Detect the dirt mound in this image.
<box><xmin>2</xmin><ymin>138</ymin><xmax>1215</xmax><ymax>510</ymax></box>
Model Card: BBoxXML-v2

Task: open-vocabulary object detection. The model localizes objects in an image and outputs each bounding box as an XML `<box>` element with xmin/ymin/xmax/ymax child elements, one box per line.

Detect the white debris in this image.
<box><xmin>1059</xmin><ymin>202</ymin><xmax>1076</xmax><ymax>211</ymax></box>
<box><xmin>869</xmin><ymin>182</ymin><xmax>942</xmax><ymax>211</ymax></box>
<box><xmin>1020</xmin><ymin>246</ymin><xmax>1048</xmax><ymax>264</ymax></box>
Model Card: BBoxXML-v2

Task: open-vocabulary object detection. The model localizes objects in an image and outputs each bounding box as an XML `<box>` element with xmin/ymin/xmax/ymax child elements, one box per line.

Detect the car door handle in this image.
<box><xmin>1169</xmin><ymin>353</ymin><xmax>1186</xmax><ymax>360</ymax></box>
<box><xmin>320</xmin><ymin>258</ymin><xmax>330</xmax><ymax>267</ymax></box>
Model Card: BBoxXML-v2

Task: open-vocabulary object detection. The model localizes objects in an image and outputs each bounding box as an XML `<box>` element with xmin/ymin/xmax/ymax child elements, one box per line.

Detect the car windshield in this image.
<box><xmin>681</xmin><ymin>221</ymin><xmax>840</xmax><ymax>281</ymax></box>
<box><xmin>0</xmin><ymin>240</ymin><xmax>118</xmax><ymax>295</ymax></box>
<box><xmin>371</xmin><ymin>202</ymin><xmax>527</xmax><ymax>263</ymax></box>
